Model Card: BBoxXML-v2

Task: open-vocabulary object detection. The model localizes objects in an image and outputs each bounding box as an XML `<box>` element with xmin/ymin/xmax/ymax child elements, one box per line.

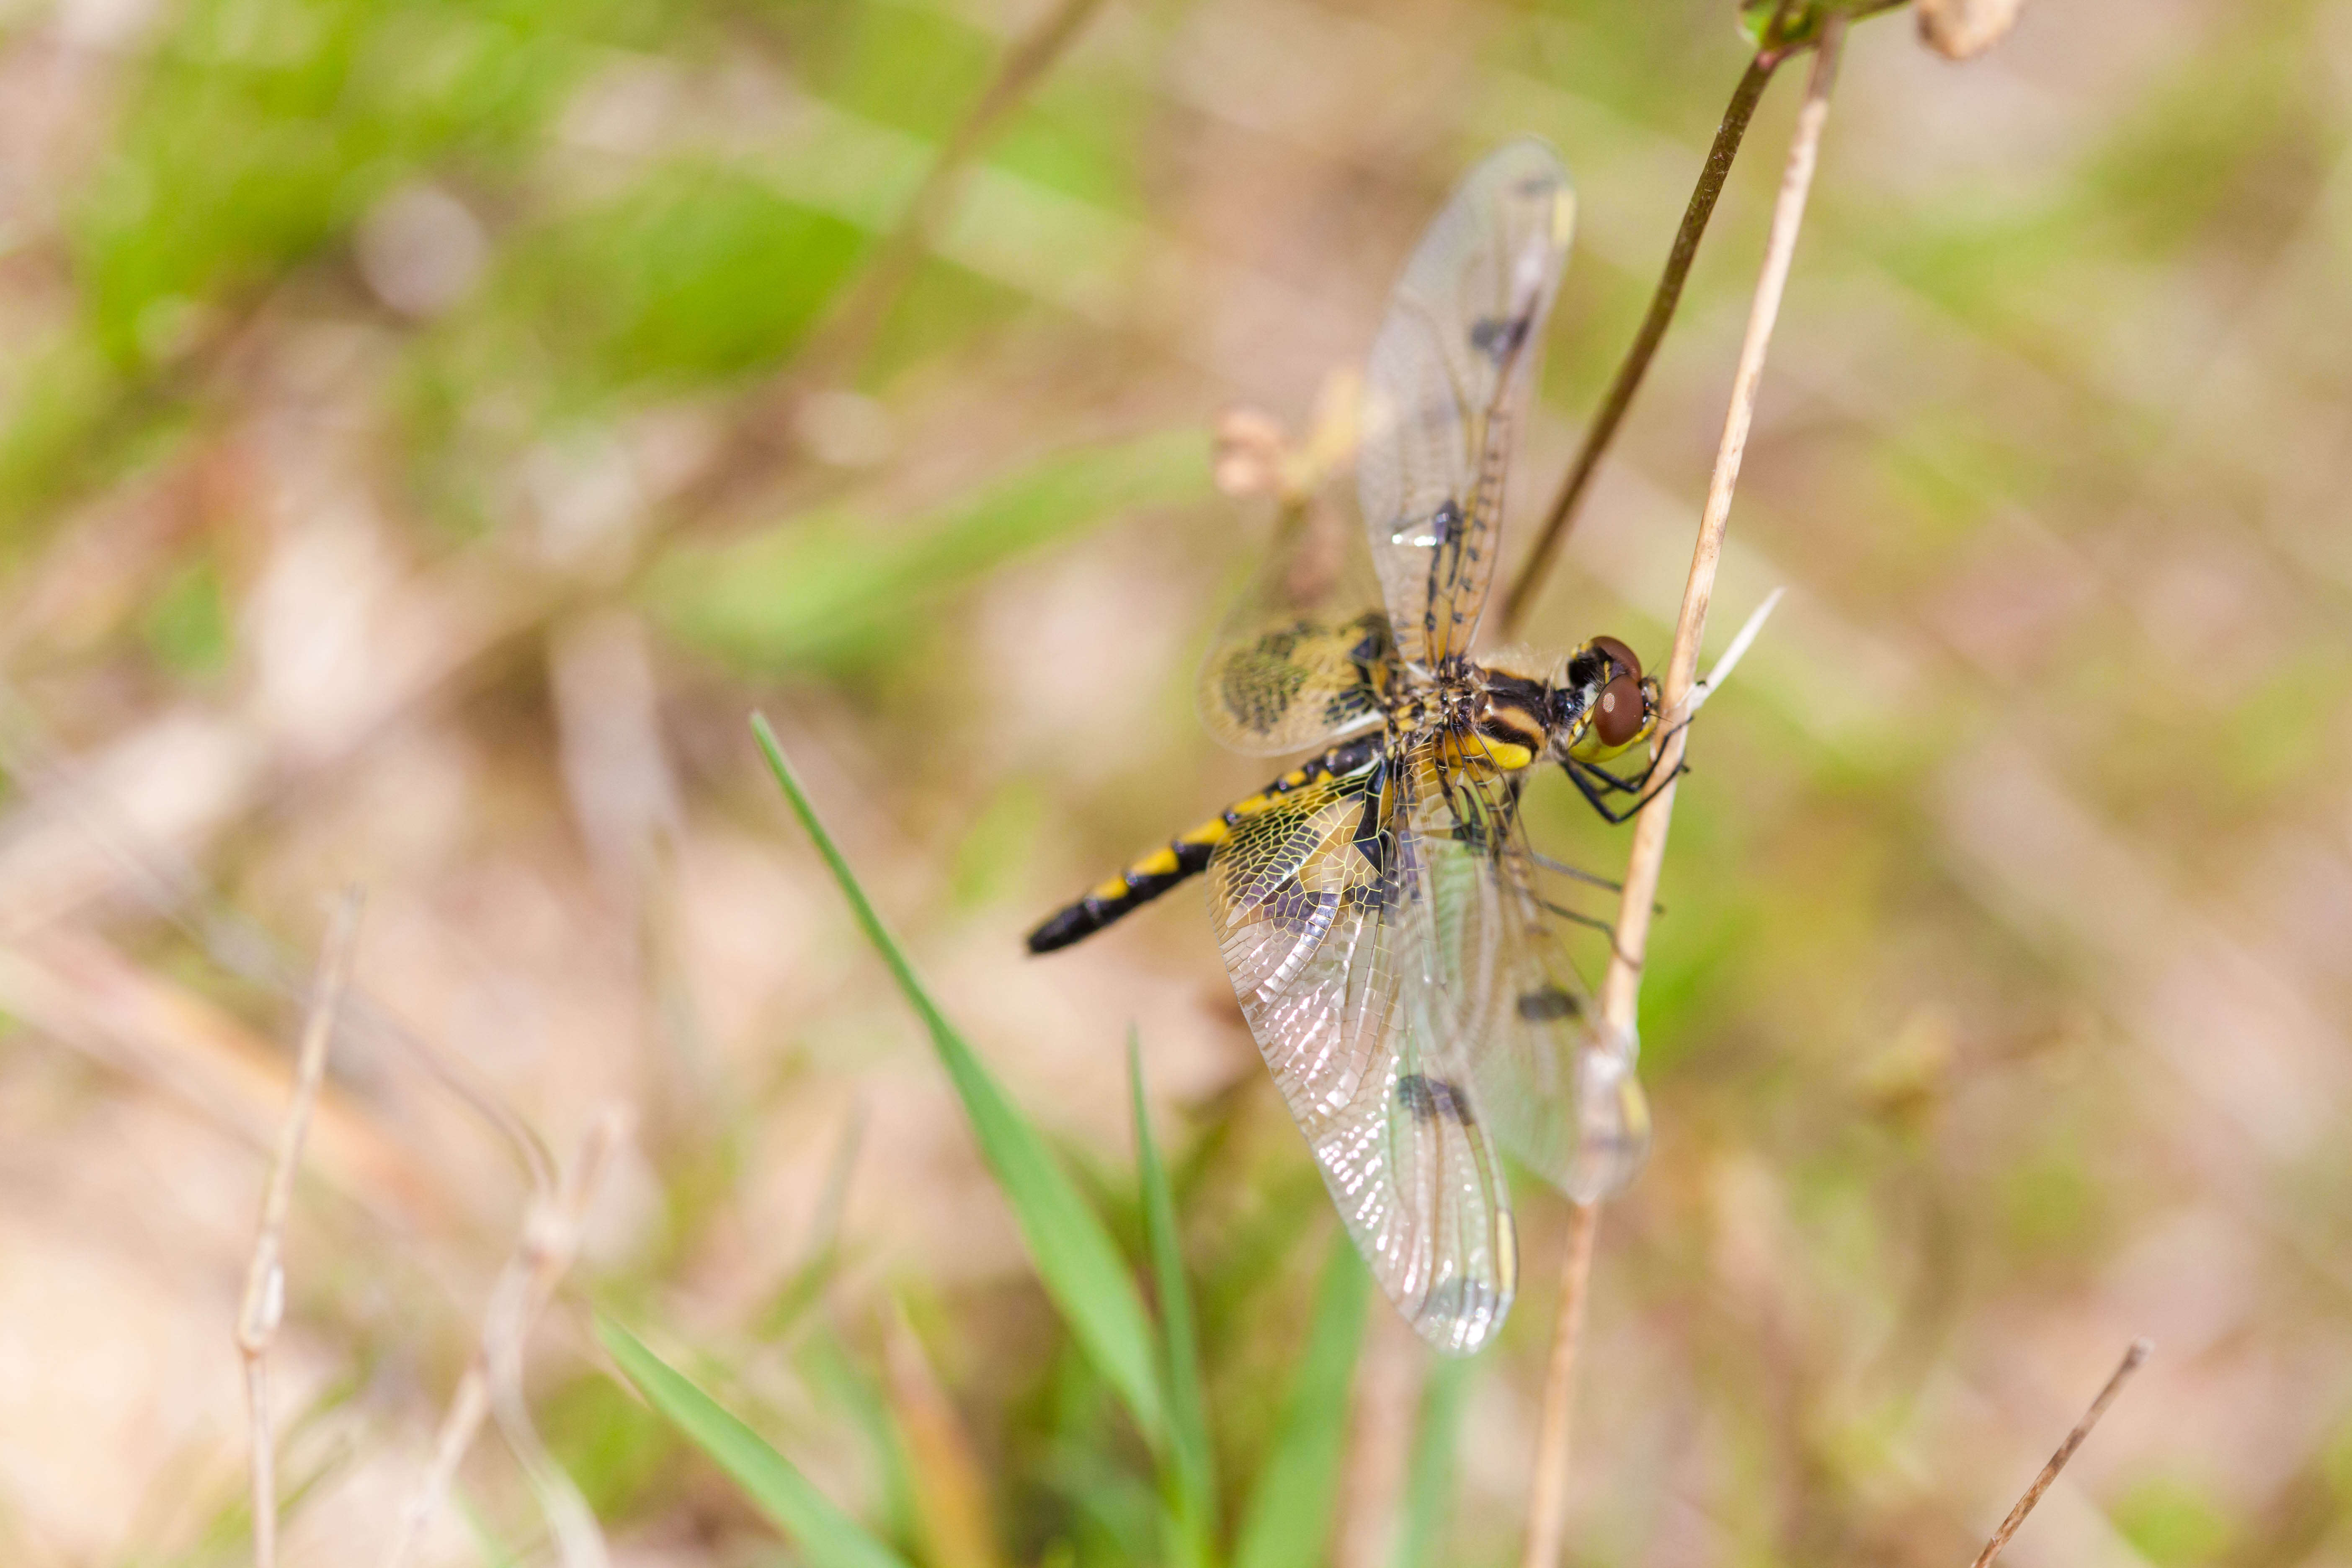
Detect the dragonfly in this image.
<box><xmin>1027</xmin><ymin>141</ymin><xmax>1671</xmax><ymax>1356</ymax></box>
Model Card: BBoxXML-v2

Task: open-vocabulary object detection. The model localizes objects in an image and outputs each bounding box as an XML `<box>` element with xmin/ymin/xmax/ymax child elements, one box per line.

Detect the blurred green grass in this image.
<box><xmin>0</xmin><ymin>0</ymin><xmax>2346</xmax><ymax>1563</ymax></box>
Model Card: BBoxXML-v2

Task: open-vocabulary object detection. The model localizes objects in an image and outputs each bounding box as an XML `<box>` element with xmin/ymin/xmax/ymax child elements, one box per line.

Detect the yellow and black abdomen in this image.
<box><xmin>1027</xmin><ymin>736</ymin><xmax>1382</xmax><ymax>954</ymax></box>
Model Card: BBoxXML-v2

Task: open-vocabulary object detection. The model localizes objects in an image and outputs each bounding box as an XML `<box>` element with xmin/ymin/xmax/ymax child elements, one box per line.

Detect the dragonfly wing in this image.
<box><xmin>1206</xmin><ymin>747</ymin><xmax>1516</xmax><ymax>1354</ymax></box>
<box><xmin>1197</xmin><ymin>606</ymin><xmax>1391</xmax><ymax>756</ymax></box>
<box><xmin>1359</xmin><ymin>140</ymin><xmax>1573</xmax><ymax>668</ymax></box>
<box><xmin>1461</xmin><ymin>805</ymin><xmax>1651</xmax><ymax>1202</ymax></box>
<box><xmin>1198</xmin><ymin>497</ymin><xmax>1394</xmax><ymax>756</ymax></box>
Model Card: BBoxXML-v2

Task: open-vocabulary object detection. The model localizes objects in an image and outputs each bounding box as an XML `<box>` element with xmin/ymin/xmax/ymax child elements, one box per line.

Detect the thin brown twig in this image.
<box><xmin>1336</xmin><ymin>1302</ymin><xmax>1426</xmax><ymax>1568</ymax></box>
<box><xmin>1519</xmin><ymin>23</ymin><xmax>1849</xmax><ymax>1568</ymax></box>
<box><xmin>1969</xmin><ymin>1338</ymin><xmax>2153</xmax><ymax>1568</ymax></box>
<box><xmin>1516</xmin><ymin>1199</ymin><xmax>1599</xmax><ymax>1568</ymax></box>
<box><xmin>380</xmin><ymin>1109</ymin><xmax>630</xmax><ymax>1568</ymax></box>
<box><xmin>789</xmin><ymin>0</ymin><xmax>1109</xmax><ymax>395</ymax></box>
<box><xmin>1498</xmin><ymin>54</ymin><xmax>1781</xmax><ymax>640</ymax></box>
<box><xmin>236</xmin><ymin>889</ymin><xmax>364</xmax><ymax>1568</ymax></box>
<box><xmin>670</xmin><ymin>0</ymin><xmax>1111</xmax><ymax>520</ymax></box>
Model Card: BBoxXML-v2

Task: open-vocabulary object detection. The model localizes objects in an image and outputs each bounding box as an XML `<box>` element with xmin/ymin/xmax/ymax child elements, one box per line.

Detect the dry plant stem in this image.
<box><xmin>1499</xmin><ymin>54</ymin><xmax>1779</xmax><ymax>639</ymax></box>
<box><xmin>1516</xmin><ymin>1199</ymin><xmax>1599</xmax><ymax>1568</ymax></box>
<box><xmin>1520</xmin><ymin>27</ymin><xmax>1847</xmax><ymax>1568</ymax></box>
<box><xmin>1336</xmin><ymin>1304</ymin><xmax>1426</xmax><ymax>1568</ymax></box>
<box><xmin>236</xmin><ymin>889</ymin><xmax>364</xmax><ymax>1568</ymax></box>
<box><xmin>1970</xmin><ymin>1338</ymin><xmax>2153</xmax><ymax>1568</ymax></box>
<box><xmin>1599</xmin><ymin>22</ymin><xmax>1841</xmax><ymax>1027</ymax></box>
<box><xmin>797</xmin><ymin>0</ymin><xmax>1110</xmax><ymax>387</ymax></box>
<box><xmin>380</xmin><ymin>1110</ymin><xmax>629</xmax><ymax>1568</ymax></box>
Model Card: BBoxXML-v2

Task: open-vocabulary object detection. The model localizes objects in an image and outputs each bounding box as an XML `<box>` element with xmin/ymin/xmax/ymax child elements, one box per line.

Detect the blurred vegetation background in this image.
<box><xmin>0</xmin><ymin>0</ymin><xmax>2348</xmax><ymax>1563</ymax></box>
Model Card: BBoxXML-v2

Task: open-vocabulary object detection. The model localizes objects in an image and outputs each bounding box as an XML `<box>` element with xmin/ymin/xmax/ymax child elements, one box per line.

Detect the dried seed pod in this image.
<box><xmin>1918</xmin><ymin>0</ymin><xmax>2024</xmax><ymax>60</ymax></box>
<box><xmin>1212</xmin><ymin>405</ymin><xmax>1289</xmax><ymax>498</ymax></box>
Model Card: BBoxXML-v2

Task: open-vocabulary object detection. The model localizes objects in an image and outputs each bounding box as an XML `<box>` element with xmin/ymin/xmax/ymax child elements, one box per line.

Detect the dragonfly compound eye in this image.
<box><xmin>1594</xmin><ymin>673</ymin><xmax>1645</xmax><ymax>748</ymax></box>
<box><xmin>1589</xmin><ymin>635</ymin><xmax>1641</xmax><ymax>682</ymax></box>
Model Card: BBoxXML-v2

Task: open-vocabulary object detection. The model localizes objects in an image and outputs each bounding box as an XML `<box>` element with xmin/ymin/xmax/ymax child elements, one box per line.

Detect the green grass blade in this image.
<box><xmin>653</xmin><ymin>432</ymin><xmax>1209</xmax><ymax>675</ymax></box>
<box><xmin>1130</xmin><ymin>1032</ymin><xmax>1217</xmax><ymax>1568</ymax></box>
<box><xmin>600</xmin><ymin>1319</ymin><xmax>916</xmax><ymax>1568</ymax></box>
<box><xmin>1387</xmin><ymin>1357</ymin><xmax>1471</xmax><ymax>1568</ymax></box>
<box><xmin>751</xmin><ymin>714</ymin><xmax>1166</xmax><ymax>1442</ymax></box>
<box><xmin>1229</xmin><ymin>1238</ymin><xmax>1371</xmax><ymax>1568</ymax></box>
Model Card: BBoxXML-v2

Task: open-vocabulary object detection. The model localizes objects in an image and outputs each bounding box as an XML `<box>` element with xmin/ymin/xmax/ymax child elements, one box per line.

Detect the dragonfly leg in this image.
<box><xmin>1528</xmin><ymin>850</ymin><xmax>1622</xmax><ymax>892</ymax></box>
<box><xmin>1576</xmin><ymin>715</ymin><xmax>1694</xmax><ymax>795</ymax></box>
<box><xmin>1539</xmin><ymin>897</ymin><xmax>1616</xmax><ymax>938</ymax></box>
<box><xmin>1575</xmin><ymin>758</ymin><xmax>1646</xmax><ymax>795</ymax></box>
<box><xmin>1540</xmin><ymin>897</ymin><xmax>1647</xmax><ymax>970</ymax></box>
<box><xmin>1562</xmin><ymin>756</ymin><xmax>1686</xmax><ymax>825</ymax></box>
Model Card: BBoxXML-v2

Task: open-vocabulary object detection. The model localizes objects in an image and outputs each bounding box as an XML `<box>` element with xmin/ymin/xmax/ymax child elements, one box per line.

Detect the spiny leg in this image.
<box><xmin>1562</xmin><ymin>755</ymin><xmax>1686</xmax><ymax>826</ymax></box>
<box><xmin>1527</xmin><ymin>849</ymin><xmax>1622</xmax><ymax>892</ymax></box>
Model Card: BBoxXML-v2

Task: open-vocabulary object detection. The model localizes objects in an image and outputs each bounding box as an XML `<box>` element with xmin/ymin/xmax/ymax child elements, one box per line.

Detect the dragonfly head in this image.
<box><xmin>1552</xmin><ymin>636</ymin><xmax>1658</xmax><ymax>762</ymax></box>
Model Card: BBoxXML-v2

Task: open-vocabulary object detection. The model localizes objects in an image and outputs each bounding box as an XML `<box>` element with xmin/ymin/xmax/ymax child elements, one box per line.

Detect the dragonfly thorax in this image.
<box><xmin>1417</xmin><ymin>635</ymin><xmax>1660</xmax><ymax>776</ymax></box>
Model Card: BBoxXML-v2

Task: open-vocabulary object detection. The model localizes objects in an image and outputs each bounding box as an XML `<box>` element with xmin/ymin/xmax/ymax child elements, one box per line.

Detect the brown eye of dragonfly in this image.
<box><xmin>1594</xmin><ymin>673</ymin><xmax>1645</xmax><ymax>748</ymax></box>
<box><xmin>1589</xmin><ymin>635</ymin><xmax>1641</xmax><ymax>682</ymax></box>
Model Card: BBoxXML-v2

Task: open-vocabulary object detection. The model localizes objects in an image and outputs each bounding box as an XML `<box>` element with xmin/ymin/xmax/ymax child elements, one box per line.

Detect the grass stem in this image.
<box><xmin>796</xmin><ymin>0</ymin><xmax>1110</xmax><ymax>390</ymax></box>
<box><xmin>1519</xmin><ymin>22</ymin><xmax>1848</xmax><ymax>1568</ymax></box>
<box><xmin>381</xmin><ymin>1111</ymin><xmax>629</xmax><ymax>1568</ymax></box>
<box><xmin>1969</xmin><ymin>1339</ymin><xmax>2153</xmax><ymax>1568</ymax></box>
<box><xmin>1498</xmin><ymin>54</ymin><xmax>1780</xmax><ymax>639</ymax></box>
<box><xmin>1515</xmin><ymin>1199</ymin><xmax>1599</xmax><ymax>1568</ymax></box>
<box><xmin>237</xmin><ymin>889</ymin><xmax>363</xmax><ymax>1568</ymax></box>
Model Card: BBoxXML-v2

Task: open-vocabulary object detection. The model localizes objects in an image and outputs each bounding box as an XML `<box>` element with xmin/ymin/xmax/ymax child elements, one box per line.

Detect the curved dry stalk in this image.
<box><xmin>1336</xmin><ymin>1302</ymin><xmax>1426</xmax><ymax>1568</ymax></box>
<box><xmin>1515</xmin><ymin>1198</ymin><xmax>1599</xmax><ymax>1568</ymax></box>
<box><xmin>381</xmin><ymin>1109</ymin><xmax>630</xmax><ymax>1568</ymax></box>
<box><xmin>1519</xmin><ymin>23</ymin><xmax>1849</xmax><ymax>1568</ymax></box>
<box><xmin>788</xmin><ymin>0</ymin><xmax>1109</xmax><ymax>392</ymax></box>
<box><xmin>1498</xmin><ymin>55</ymin><xmax>1780</xmax><ymax>640</ymax></box>
<box><xmin>1970</xmin><ymin>1339</ymin><xmax>2153</xmax><ymax>1568</ymax></box>
<box><xmin>237</xmin><ymin>889</ymin><xmax>364</xmax><ymax>1568</ymax></box>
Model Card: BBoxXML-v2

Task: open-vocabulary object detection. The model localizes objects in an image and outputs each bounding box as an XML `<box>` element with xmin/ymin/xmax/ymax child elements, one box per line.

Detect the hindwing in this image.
<box><xmin>1205</xmin><ymin>740</ymin><xmax>1517</xmax><ymax>1354</ymax></box>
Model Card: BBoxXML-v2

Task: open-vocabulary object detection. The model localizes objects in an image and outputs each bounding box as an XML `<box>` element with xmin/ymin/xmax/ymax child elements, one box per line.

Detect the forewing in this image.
<box><xmin>1198</xmin><ymin>503</ymin><xmax>1393</xmax><ymax>756</ymax></box>
<box><xmin>1197</xmin><ymin>607</ymin><xmax>1391</xmax><ymax>756</ymax></box>
<box><xmin>1207</xmin><ymin>746</ymin><xmax>1517</xmax><ymax>1354</ymax></box>
<box><xmin>1358</xmin><ymin>140</ymin><xmax>1573</xmax><ymax>668</ymax></box>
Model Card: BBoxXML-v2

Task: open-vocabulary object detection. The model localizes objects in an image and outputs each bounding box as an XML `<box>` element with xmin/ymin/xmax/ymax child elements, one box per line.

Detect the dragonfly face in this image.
<box><xmin>1029</xmin><ymin>141</ymin><xmax>1669</xmax><ymax>1355</ymax></box>
<box><xmin>1446</xmin><ymin>636</ymin><xmax>1661</xmax><ymax>774</ymax></box>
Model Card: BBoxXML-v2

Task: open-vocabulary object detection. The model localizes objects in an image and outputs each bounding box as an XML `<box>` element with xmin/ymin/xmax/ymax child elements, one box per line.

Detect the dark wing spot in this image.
<box><xmin>1470</xmin><ymin>315</ymin><xmax>1532</xmax><ymax>360</ymax></box>
<box><xmin>1258</xmin><ymin>876</ymin><xmax>1332</xmax><ymax>936</ymax></box>
<box><xmin>1516</xmin><ymin>986</ymin><xmax>1580</xmax><ymax>1022</ymax></box>
<box><xmin>1425</xmin><ymin>499</ymin><xmax>1462</xmax><ymax>546</ymax></box>
<box><xmin>1395</xmin><ymin>1073</ymin><xmax>1475</xmax><ymax>1124</ymax></box>
<box><xmin>1217</xmin><ymin>641</ymin><xmax>1310</xmax><ymax>735</ymax></box>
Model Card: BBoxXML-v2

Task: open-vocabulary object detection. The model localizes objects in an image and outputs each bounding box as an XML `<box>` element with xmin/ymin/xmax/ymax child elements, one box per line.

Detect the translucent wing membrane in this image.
<box><xmin>1197</xmin><ymin>609</ymin><xmax>1391</xmax><ymax>756</ymax></box>
<box><xmin>1205</xmin><ymin>743</ymin><xmax>1517</xmax><ymax>1354</ymax></box>
<box><xmin>1197</xmin><ymin>497</ymin><xmax>1394</xmax><ymax>756</ymax></box>
<box><xmin>1464</xmin><ymin>807</ymin><xmax>1652</xmax><ymax>1203</ymax></box>
<box><xmin>1359</xmin><ymin>140</ymin><xmax>1573</xmax><ymax>669</ymax></box>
